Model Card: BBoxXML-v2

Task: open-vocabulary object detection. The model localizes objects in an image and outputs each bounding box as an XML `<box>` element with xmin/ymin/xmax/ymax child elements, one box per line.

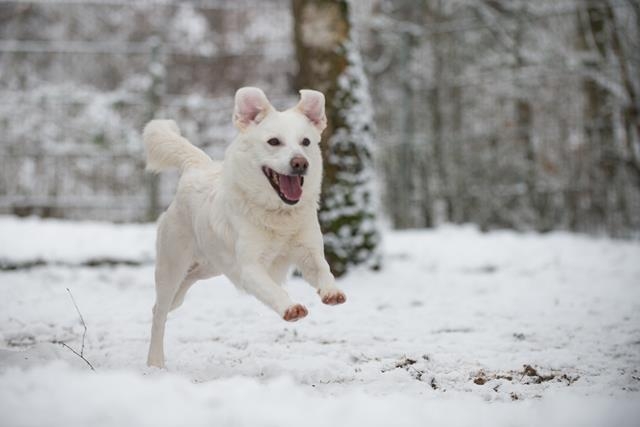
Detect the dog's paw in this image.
<box><xmin>319</xmin><ymin>289</ymin><xmax>347</xmax><ymax>305</ymax></box>
<box><xmin>146</xmin><ymin>356</ymin><xmax>165</xmax><ymax>369</ymax></box>
<box><xmin>283</xmin><ymin>304</ymin><xmax>308</xmax><ymax>322</ymax></box>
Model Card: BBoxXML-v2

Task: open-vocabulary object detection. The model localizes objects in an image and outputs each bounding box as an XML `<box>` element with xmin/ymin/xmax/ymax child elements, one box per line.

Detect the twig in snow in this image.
<box><xmin>66</xmin><ymin>287</ymin><xmax>87</xmax><ymax>357</ymax></box>
<box><xmin>51</xmin><ymin>340</ymin><xmax>95</xmax><ymax>371</ymax></box>
<box><xmin>50</xmin><ymin>288</ymin><xmax>95</xmax><ymax>371</ymax></box>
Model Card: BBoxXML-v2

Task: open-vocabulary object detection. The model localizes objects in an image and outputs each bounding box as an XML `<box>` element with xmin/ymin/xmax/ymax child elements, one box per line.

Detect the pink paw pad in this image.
<box><xmin>283</xmin><ymin>304</ymin><xmax>308</xmax><ymax>321</ymax></box>
<box><xmin>321</xmin><ymin>290</ymin><xmax>346</xmax><ymax>305</ymax></box>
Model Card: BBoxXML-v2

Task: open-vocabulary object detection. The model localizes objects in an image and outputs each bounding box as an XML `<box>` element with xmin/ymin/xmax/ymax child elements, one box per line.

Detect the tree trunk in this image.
<box><xmin>512</xmin><ymin>10</ymin><xmax>539</xmax><ymax>230</ymax></box>
<box><xmin>398</xmin><ymin>30</ymin><xmax>419</xmax><ymax>229</ymax></box>
<box><xmin>577</xmin><ymin>3</ymin><xmax>617</xmax><ymax>232</ymax></box>
<box><xmin>606</xmin><ymin>1</ymin><xmax>640</xmax><ymax>198</ymax></box>
<box><xmin>144</xmin><ymin>39</ymin><xmax>165</xmax><ymax>222</ymax></box>
<box><xmin>427</xmin><ymin>0</ymin><xmax>451</xmax><ymax>225</ymax></box>
<box><xmin>292</xmin><ymin>0</ymin><xmax>381</xmax><ymax>277</ymax></box>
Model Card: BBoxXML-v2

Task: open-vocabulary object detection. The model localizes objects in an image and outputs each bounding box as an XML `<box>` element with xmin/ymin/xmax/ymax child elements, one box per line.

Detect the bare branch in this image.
<box><xmin>50</xmin><ymin>288</ymin><xmax>95</xmax><ymax>371</ymax></box>
<box><xmin>66</xmin><ymin>287</ymin><xmax>87</xmax><ymax>357</ymax></box>
<box><xmin>51</xmin><ymin>340</ymin><xmax>95</xmax><ymax>371</ymax></box>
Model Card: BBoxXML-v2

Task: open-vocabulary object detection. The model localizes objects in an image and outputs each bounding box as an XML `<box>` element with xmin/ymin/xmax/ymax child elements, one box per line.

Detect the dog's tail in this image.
<box><xmin>143</xmin><ymin>119</ymin><xmax>213</xmax><ymax>174</ymax></box>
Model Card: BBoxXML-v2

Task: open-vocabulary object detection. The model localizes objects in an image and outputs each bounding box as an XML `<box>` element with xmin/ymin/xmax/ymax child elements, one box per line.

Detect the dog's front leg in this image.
<box><xmin>231</xmin><ymin>263</ymin><xmax>308</xmax><ymax>321</ymax></box>
<box><xmin>229</xmin><ymin>235</ymin><xmax>308</xmax><ymax>321</ymax></box>
<box><xmin>295</xmin><ymin>224</ymin><xmax>346</xmax><ymax>306</ymax></box>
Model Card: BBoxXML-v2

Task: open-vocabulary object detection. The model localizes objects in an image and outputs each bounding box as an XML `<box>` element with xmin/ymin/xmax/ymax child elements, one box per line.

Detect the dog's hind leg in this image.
<box><xmin>170</xmin><ymin>264</ymin><xmax>217</xmax><ymax>311</ymax></box>
<box><xmin>147</xmin><ymin>216</ymin><xmax>193</xmax><ymax>368</ymax></box>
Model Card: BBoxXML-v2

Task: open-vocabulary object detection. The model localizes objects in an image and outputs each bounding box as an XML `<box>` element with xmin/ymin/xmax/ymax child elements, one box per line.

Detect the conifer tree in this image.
<box><xmin>292</xmin><ymin>0</ymin><xmax>381</xmax><ymax>277</ymax></box>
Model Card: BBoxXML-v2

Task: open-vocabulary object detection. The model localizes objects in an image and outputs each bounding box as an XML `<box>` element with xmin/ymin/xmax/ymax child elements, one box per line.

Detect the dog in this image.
<box><xmin>143</xmin><ymin>87</ymin><xmax>346</xmax><ymax>368</ymax></box>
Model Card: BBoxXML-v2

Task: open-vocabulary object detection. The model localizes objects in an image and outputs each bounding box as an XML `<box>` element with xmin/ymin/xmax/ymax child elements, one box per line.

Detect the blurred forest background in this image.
<box><xmin>0</xmin><ymin>0</ymin><xmax>639</xmax><ymax>239</ymax></box>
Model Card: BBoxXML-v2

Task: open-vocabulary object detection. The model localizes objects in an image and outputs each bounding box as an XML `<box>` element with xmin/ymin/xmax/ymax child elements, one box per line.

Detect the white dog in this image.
<box><xmin>143</xmin><ymin>87</ymin><xmax>346</xmax><ymax>368</ymax></box>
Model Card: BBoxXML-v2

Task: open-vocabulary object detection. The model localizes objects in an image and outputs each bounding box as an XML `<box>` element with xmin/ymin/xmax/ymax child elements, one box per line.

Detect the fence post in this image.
<box><xmin>144</xmin><ymin>37</ymin><xmax>166</xmax><ymax>222</ymax></box>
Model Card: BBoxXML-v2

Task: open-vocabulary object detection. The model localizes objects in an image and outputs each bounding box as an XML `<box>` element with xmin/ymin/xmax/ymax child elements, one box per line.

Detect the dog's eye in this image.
<box><xmin>267</xmin><ymin>138</ymin><xmax>281</xmax><ymax>146</ymax></box>
<box><xmin>301</xmin><ymin>138</ymin><xmax>311</xmax><ymax>147</ymax></box>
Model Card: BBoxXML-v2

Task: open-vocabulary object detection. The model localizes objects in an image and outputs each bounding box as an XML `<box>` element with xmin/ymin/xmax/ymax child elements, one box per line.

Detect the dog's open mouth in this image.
<box><xmin>262</xmin><ymin>166</ymin><xmax>304</xmax><ymax>205</ymax></box>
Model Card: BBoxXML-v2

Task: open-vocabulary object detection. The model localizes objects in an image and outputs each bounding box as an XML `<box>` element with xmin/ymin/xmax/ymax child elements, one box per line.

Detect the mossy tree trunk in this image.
<box><xmin>292</xmin><ymin>0</ymin><xmax>380</xmax><ymax>277</ymax></box>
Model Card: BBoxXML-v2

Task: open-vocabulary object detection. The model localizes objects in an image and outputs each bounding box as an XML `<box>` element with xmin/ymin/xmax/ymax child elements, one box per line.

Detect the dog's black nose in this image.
<box><xmin>290</xmin><ymin>156</ymin><xmax>309</xmax><ymax>175</ymax></box>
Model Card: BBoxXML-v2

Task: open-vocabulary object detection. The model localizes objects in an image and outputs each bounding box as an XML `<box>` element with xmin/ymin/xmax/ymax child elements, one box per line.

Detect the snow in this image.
<box><xmin>0</xmin><ymin>216</ymin><xmax>155</xmax><ymax>265</ymax></box>
<box><xmin>1</xmin><ymin>365</ymin><xmax>639</xmax><ymax>427</ymax></box>
<box><xmin>171</xmin><ymin>3</ymin><xmax>215</xmax><ymax>57</ymax></box>
<box><xmin>1</xmin><ymin>217</ymin><xmax>639</xmax><ymax>426</ymax></box>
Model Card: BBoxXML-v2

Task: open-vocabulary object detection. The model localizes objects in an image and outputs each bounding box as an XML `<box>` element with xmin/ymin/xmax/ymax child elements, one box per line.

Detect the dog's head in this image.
<box><xmin>226</xmin><ymin>87</ymin><xmax>326</xmax><ymax>210</ymax></box>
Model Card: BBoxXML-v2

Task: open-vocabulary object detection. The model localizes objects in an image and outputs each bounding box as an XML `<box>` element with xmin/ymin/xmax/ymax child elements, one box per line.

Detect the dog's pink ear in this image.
<box><xmin>233</xmin><ymin>87</ymin><xmax>273</xmax><ymax>130</ymax></box>
<box><xmin>296</xmin><ymin>89</ymin><xmax>327</xmax><ymax>132</ymax></box>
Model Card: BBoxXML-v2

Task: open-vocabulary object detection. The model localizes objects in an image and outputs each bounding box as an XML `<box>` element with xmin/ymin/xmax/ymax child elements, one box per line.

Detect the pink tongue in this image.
<box><xmin>279</xmin><ymin>174</ymin><xmax>303</xmax><ymax>201</ymax></box>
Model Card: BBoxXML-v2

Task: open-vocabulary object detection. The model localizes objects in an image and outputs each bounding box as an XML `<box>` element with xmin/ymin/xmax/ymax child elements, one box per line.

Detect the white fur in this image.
<box><xmin>142</xmin><ymin>119</ymin><xmax>212</xmax><ymax>173</ymax></box>
<box><xmin>144</xmin><ymin>87</ymin><xmax>345</xmax><ymax>368</ymax></box>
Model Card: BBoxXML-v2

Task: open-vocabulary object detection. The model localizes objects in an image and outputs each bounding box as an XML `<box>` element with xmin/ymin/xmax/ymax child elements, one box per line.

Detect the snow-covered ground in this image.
<box><xmin>1</xmin><ymin>216</ymin><xmax>639</xmax><ymax>426</ymax></box>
